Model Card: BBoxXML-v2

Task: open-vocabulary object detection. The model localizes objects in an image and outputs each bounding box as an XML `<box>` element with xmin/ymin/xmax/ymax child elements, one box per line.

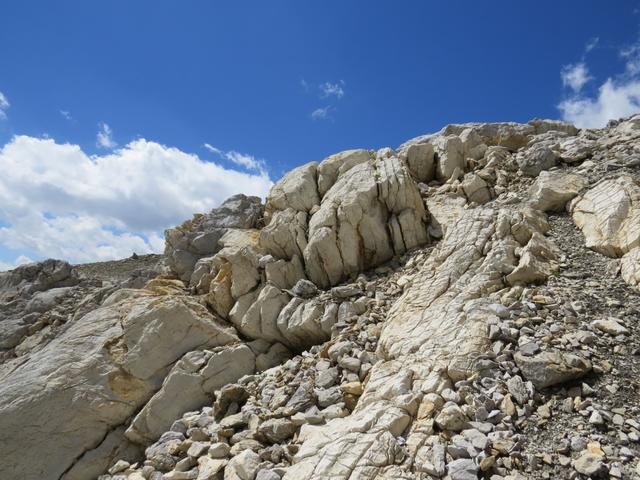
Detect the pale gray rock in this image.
<box><xmin>572</xmin><ymin>453</ymin><xmax>605</xmax><ymax>476</ymax></box>
<box><xmin>0</xmin><ymin>258</ymin><xmax>78</xmax><ymax>300</ymax></box>
<box><xmin>516</xmin><ymin>143</ymin><xmax>558</xmax><ymax>176</ymax></box>
<box><xmin>461</xmin><ymin>173</ymin><xmax>491</xmax><ymax>204</ymax></box>
<box><xmin>304</xmin><ymin>157</ymin><xmax>428</xmax><ymax>288</ymax></box>
<box><xmin>433</xmin><ymin>135</ymin><xmax>465</xmax><ymax>181</ymax></box>
<box><xmin>0</xmin><ymin>292</ymin><xmax>237</xmax><ymax>479</ymax></box>
<box><xmin>514</xmin><ymin>350</ymin><xmax>592</xmax><ymax>389</ymax></box>
<box><xmin>257</xmin><ymin>418</ymin><xmax>297</xmax><ymax>443</ymax></box>
<box><xmin>126</xmin><ymin>344</ymin><xmax>255</xmax><ymax>444</ymax></box>
<box><xmin>527</xmin><ymin>170</ymin><xmax>588</xmax><ymax>212</ymax></box>
<box><xmin>317</xmin><ymin>149</ymin><xmax>371</xmax><ymax>197</ymax></box>
<box><xmin>621</xmin><ymin>247</ymin><xmax>640</xmax><ymax>291</ymax></box>
<box><xmin>224</xmin><ymin>449</ymin><xmax>260</xmax><ymax>480</ymax></box>
<box><xmin>447</xmin><ymin>458</ymin><xmax>479</xmax><ymax>480</ymax></box>
<box><xmin>265</xmin><ymin>162</ymin><xmax>320</xmax><ymax>216</ymax></box>
<box><xmin>399</xmin><ymin>143</ymin><xmax>435</xmax><ymax>183</ymax></box>
<box><xmin>591</xmin><ymin>318</ymin><xmax>629</xmax><ymax>335</ymax></box>
<box><xmin>165</xmin><ymin>194</ymin><xmax>263</xmax><ymax>282</ymax></box>
<box><xmin>571</xmin><ymin>176</ymin><xmax>640</xmax><ymax>257</ymax></box>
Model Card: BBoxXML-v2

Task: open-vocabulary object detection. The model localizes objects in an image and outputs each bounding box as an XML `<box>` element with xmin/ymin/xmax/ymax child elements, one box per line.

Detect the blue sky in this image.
<box><xmin>0</xmin><ymin>1</ymin><xmax>639</xmax><ymax>269</ymax></box>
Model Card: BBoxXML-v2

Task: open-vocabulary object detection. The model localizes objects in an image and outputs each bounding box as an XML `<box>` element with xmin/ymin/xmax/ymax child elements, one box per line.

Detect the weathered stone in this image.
<box><xmin>165</xmin><ymin>194</ymin><xmax>263</xmax><ymax>282</ymax></box>
<box><xmin>224</xmin><ymin>449</ymin><xmax>260</xmax><ymax>480</ymax></box>
<box><xmin>0</xmin><ymin>293</ymin><xmax>237</xmax><ymax>479</ymax></box>
<box><xmin>257</xmin><ymin>418</ymin><xmax>297</xmax><ymax>443</ymax></box>
<box><xmin>514</xmin><ymin>350</ymin><xmax>592</xmax><ymax>389</ymax></box>
<box><xmin>571</xmin><ymin>176</ymin><xmax>640</xmax><ymax>257</ymax></box>
<box><xmin>516</xmin><ymin>143</ymin><xmax>558</xmax><ymax>176</ymax></box>
<box><xmin>591</xmin><ymin>318</ymin><xmax>628</xmax><ymax>336</ymax></box>
<box><xmin>304</xmin><ymin>157</ymin><xmax>428</xmax><ymax>288</ymax></box>
<box><xmin>317</xmin><ymin>149</ymin><xmax>371</xmax><ymax>197</ymax></box>
<box><xmin>265</xmin><ymin>162</ymin><xmax>320</xmax><ymax>216</ymax></box>
<box><xmin>127</xmin><ymin>344</ymin><xmax>255</xmax><ymax>444</ymax></box>
<box><xmin>621</xmin><ymin>247</ymin><xmax>640</xmax><ymax>291</ymax></box>
<box><xmin>528</xmin><ymin>171</ymin><xmax>588</xmax><ymax>212</ymax></box>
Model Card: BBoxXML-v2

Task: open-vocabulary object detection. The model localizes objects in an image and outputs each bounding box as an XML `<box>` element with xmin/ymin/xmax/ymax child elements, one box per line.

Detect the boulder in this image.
<box><xmin>0</xmin><ymin>258</ymin><xmax>78</xmax><ymax>302</ymax></box>
<box><xmin>621</xmin><ymin>247</ymin><xmax>640</xmax><ymax>291</ymax></box>
<box><xmin>0</xmin><ymin>292</ymin><xmax>238</xmax><ymax>480</ymax></box>
<box><xmin>516</xmin><ymin>143</ymin><xmax>558</xmax><ymax>176</ymax></box>
<box><xmin>164</xmin><ymin>194</ymin><xmax>263</xmax><ymax>282</ymax></box>
<box><xmin>265</xmin><ymin>162</ymin><xmax>320</xmax><ymax>216</ymax></box>
<box><xmin>126</xmin><ymin>344</ymin><xmax>256</xmax><ymax>444</ymax></box>
<box><xmin>304</xmin><ymin>157</ymin><xmax>428</xmax><ymax>288</ymax></box>
<box><xmin>461</xmin><ymin>173</ymin><xmax>491</xmax><ymax>204</ymax></box>
<box><xmin>317</xmin><ymin>149</ymin><xmax>371</xmax><ymax>197</ymax></box>
<box><xmin>433</xmin><ymin>135</ymin><xmax>465</xmax><ymax>181</ymax></box>
<box><xmin>514</xmin><ymin>350</ymin><xmax>592</xmax><ymax>389</ymax></box>
<box><xmin>528</xmin><ymin>170</ymin><xmax>588</xmax><ymax>212</ymax></box>
<box><xmin>399</xmin><ymin>143</ymin><xmax>435</xmax><ymax>183</ymax></box>
<box><xmin>570</xmin><ymin>176</ymin><xmax>640</xmax><ymax>256</ymax></box>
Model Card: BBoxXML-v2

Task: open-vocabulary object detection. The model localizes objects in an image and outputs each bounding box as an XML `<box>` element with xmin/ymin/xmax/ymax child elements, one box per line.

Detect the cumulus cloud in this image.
<box><xmin>311</xmin><ymin>106</ymin><xmax>332</xmax><ymax>121</ymax></box>
<box><xmin>203</xmin><ymin>143</ymin><xmax>266</xmax><ymax>172</ymax></box>
<box><xmin>558</xmin><ymin>38</ymin><xmax>640</xmax><ymax>128</ymax></box>
<box><xmin>0</xmin><ymin>136</ymin><xmax>273</xmax><ymax>264</ymax></box>
<box><xmin>60</xmin><ymin>110</ymin><xmax>72</xmax><ymax>121</ymax></box>
<box><xmin>561</xmin><ymin>63</ymin><xmax>592</xmax><ymax>93</ymax></box>
<box><xmin>96</xmin><ymin>122</ymin><xmax>116</xmax><ymax>149</ymax></box>
<box><xmin>0</xmin><ymin>255</ymin><xmax>32</xmax><ymax>272</ymax></box>
<box><xmin>0</xmin><ymin>91</ymin><xmax>9</xmax><ymax>120</ymax></box>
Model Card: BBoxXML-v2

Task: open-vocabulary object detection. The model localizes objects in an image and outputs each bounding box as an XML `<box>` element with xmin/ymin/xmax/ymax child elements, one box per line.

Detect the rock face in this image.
<box><xmin>164</xmin><ymin>194</ymin><xmax>264</xmax><ymax>282</ymax></box>
<box><xmin>0</xmin><ymin>290</ymin><xmax>238</xmax><ymax>479</ymax></box>
<box><xmin>570</xmin><ymin>176</ymin><xmax>640</xmax><ymax>257</ymax></box>
<box><xmin>4</xmin><ymin>115</ymin><xmax>640</xmax><ymax>480</ymax></box>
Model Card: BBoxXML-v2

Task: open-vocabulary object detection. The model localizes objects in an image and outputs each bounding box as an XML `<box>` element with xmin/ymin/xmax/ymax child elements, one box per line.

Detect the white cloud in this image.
<box><xmin>60</xmin><ymin>110</ymin><xmax>72</xmax><ymax>121</ymax></box>
<box><xmin>300</xmin><ymin>78</ymin><xmax>309</xmax><ymax>92</ymax></box>
<box><xmin>0</xmin><ymin>136</ymin><xmax>273</xmax><ymax>264</ymax></box>
<box><xmin>203</xmin><ymin>143</ymin><xmax>223</xmax><ymax>156</ymax></box>
<box><xmin>561</xmin><ymin>62</ymin><xmax>592</xmax><ymax>93</ymax></box>
<box><xmin>320</xmin><ymin>81</ymin><xmax>345</xmax><ymax>99</ymax></box>
<box><xmin>311</xmin><ymin>106</ymin><xmax>331</xmax><ymax>120</ymax></box>
<box><xmin>0</xmin><ymin>91</ymin><xmax>10</xmax><ymax>120</ymax></box>
<box><xmin>96</xmin><ymin>122</ymin><xmax>117</xmax><ymax>149</ymax></box>
<box><xmin>558</xmin><ymin>38</ymin><xmax>640</xmax><ymax>128</ymax></box>
<box><xmin>559</xmin><ymin>79</ymin><xmax>640</xmax><ymax>128</ymax></box>
<box><xmin>203</xmin><ymin>143</ymin><xmax>265</xmax><ymax>172</ymax></box>
<box><xmin>585</xmin><ymin>37</ymin><xmax>599</xmax><ymax>53</ymax></box>
<box><xmin>0</xmin><ymin>255</ymin><xmax>32</xmax><ymax>272</ymax></box>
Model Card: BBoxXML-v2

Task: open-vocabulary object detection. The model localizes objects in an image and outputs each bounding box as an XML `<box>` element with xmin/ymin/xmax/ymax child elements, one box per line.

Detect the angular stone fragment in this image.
<box><xmin>126</xmin><ymin>344</ymin><xmax>256</xmax><ymax>444</ymax></box>
<box><xmin>514</xmin><ymin>350</ymin><xmax>592</xmax><ymax>389</ymax></box>
<box><xmin>591</xmin><ymin>318</ymin><xmax>628</xmax><ymax>336</ymax></box>
<box><xmin>528</xmin><ymin>171</ymin><xmax>588</xmax><ymax>212</ymax></box>
<box><xmin>516</xmin><ymin>142</ymin><xmax>558</xmax><ymax>176</ymax></box>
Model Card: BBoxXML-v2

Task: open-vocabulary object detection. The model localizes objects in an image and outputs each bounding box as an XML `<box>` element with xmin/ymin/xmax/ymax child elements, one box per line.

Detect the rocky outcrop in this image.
<box><xmin>164</xmin><ymin>194</ymin><xmax>264</xmax><ymax>283</ymax></box>
<box><xmin>5</xmin><ymin>116</ymin><xmax>640</xmax><ymax>480</ymax></box>
<box><xmin>0</xmin><ymin>289</ymin><xmax>238</xmax><ymax>480</ymax></box>
<box><xmin>302</xmin><ymin>155</ymin><xmax>428</xmax><ymax>288</ymax></box>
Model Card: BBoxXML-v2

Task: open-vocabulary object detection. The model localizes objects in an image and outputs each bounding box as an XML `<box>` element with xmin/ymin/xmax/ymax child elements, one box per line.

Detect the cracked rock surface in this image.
<box><xmin>2</xmin><ymin>115</ymin><xmax>640</xmax><ymax>480</ymax></box>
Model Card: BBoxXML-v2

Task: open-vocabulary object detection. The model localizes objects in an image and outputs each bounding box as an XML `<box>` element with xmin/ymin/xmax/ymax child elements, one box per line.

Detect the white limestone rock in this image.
<box><xmin>571</xmin><ymin>176</ymin><xmax>640</xmax><ymax>257</ymax></box>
